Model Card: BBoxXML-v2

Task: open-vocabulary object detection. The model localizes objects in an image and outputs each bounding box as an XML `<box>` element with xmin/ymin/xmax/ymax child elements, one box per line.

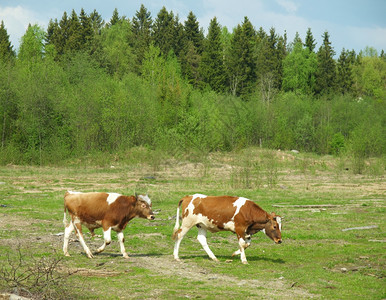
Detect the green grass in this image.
<box><xmin>0</xmin><ymin>149</ymin><xmax>385</xmax><ymax>299</ymax></box>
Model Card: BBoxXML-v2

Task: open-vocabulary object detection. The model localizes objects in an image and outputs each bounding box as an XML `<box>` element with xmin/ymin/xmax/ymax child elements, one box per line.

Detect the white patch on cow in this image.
<box><xmin>68</xmin><ymin>190</ymin><xmax>82</xmax><ymax>194</ymax></box>
<box><xmin>185</xmin><ymin>194</ymin><xmax>207</xmax><ymax>216</ymax></box>
<box><xmin>192</xmin><ymin>194</ymin><xmax>207</xmax><ymax>200</ymax></box>
<box><xmin>103</xmin><ymin>227</ymin><xmax>112</xmax><ymax>244</ymax></box>
<box><xmin>138</xmin><ymin>194</ymin><xmax>152</xmax><ymax>205</ymax></box>
<box><xmin>223</xmin><ymin>220</ymin><xmax>235</xmax><ymax>232</ymax></box>
<box><xmin>107</xmin><ymin>193</ymin><xmax>121</xmax><ymax>205</ymax></box>
<box><xmin>231</xmin><ymin>197</ymin><xmax>248</xmax><ymax>220</ymax></box>
<box><xmin>276</xmin><ymin>216</ymin><xmax>282</xmax><ymax>231</ymax></box>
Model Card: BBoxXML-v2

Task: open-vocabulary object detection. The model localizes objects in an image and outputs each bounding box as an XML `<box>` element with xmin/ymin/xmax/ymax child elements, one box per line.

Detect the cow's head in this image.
<box><xmin>264</xmin><ymin>213</ymin><xmax>282</xmax><ymax>244</ymax></box>
<box><xmin>135</xmin><ymin>194</ymin><xmax>155</xmax><ymax>220</ymax></box>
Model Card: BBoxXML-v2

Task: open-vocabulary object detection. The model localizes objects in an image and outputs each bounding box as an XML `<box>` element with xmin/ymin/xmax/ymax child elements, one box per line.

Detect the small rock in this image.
<box><xmin>341</xmin><ymin>268</ymin><xmax>348</xmax><ymax>273</ymax></box>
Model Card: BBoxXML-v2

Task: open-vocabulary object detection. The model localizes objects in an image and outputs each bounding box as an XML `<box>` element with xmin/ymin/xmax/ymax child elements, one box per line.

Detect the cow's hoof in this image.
<box><xmin>242</xmin><ymin>261</ymin><xmax>248</xmax><ymax>265</ymax></box>
<box><xmin>123</xmin><ymin>254</ymin><xmax>130</xmax><ymax>259</ymax></box>
<box><xmin>64</xmin><ymin>253</ymin><xmax>70</xmax><ymax>257</ymax></box>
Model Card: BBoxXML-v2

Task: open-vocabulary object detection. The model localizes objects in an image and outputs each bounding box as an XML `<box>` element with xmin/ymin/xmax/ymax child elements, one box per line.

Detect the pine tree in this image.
<box><xmin>184</xmin><ymin>11</ymin><xmax>204</xmax><ymax>54</ymax></box>
<box><xmin>90</xmin><ymin>9</ymin><xmax>104</xmax><ymax>35</ymax></box>
<box><xmin>304</xmin><ymin>28</ymin><xmax>316</xmax><ymax>52</ymax></box>
<box><xmin>172</xmin><ymin>15</ymin><xmax>185</xmax><ymax>58</ymax></box>
<box><xmin>132</xmin><ymin>4</ymin><xmax>153</xmax><ymax>67</ymax></box>
<box><xmin>315</xmin><ymin>31</ymin><xmax>336</xmax><ymax>95</ymax></box>
<box><xmin>153</xmin><ymin>7</ymin><xmax>176</xmax><ymax>55</ymax></box>
<box><xmin>66</xmin><ymin>10</ymin><xmax>82</xmax><ymax>52</ymax></box>
<box><xmin>55</xmin><ymin>11</ymin><xmax>70</xmax><ymax>56</ymax></box>
<box><xmin>0</xmin><ymin>21</ymin><xmax>15</xmax><ymax>61</ymax></box>
<box><xmin>337</xmin><ymin>48</ymin><xmax>354</xmax><ymax>94</ymax></box>
<box><xmin>226</xmin><ymin>17</ymin><xmax>256</xmax><ymax>97</ymax></box>
<box><xmin>200</xmin><ymin>17</ymin><xmax>226</xmax><ymax>93</ymax></box>
<box><xmin>79</xmin><ymin>8</ymin><xmax>94</xmax><ymax>51</ymax></box>
<box><xmin>109</xmin><ymin>8</ymin><xmax>120</xmax><ymax>26</ymax></box>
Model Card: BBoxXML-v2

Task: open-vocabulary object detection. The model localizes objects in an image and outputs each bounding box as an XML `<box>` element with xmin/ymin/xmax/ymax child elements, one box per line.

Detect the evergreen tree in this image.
<box><xmin>336</xmin><ymin>48</ymin><xmax>354</xmax><ymax>94</ymax></box>
<box><xmin>315</xmin><ymin>31</ymin><xmax>336</xmax><ymax>95</ymax></box>
<box><xmin>90</xmin><ymin>9</ymin><xmax>104</xmax><ymax>35</ymax></box>
<box><xmin>256</xmin><ymin>27</ymin><xmax>285</xmax><ymax>91</ymax></box>
<box><xmin>0</xmin><ymin>21</ymin><xmax>15</xmax><ymax>61</ymax></box>
<box><xmin>172</xmin><ymin>15</ymin><xmax>185</xmax><ymax>58</ymax></box>
<box><xmin>184</xmin><ymin>11</ymin><xmax>204</xmax><ymax>54</ymax></box>
<box><xmin>66</xmin><ymin>10</ymin><xmax>82</xmax><ymax>52</ymax></box>
<box><xmin>200</xmin><ymin>17</ymin><xmax>226</xmax><ymax>93</ymax></box>
<box><xmin>79</xmin><ymin>8</ymin><xmax>94</xmax><ymax>51</ymax></box>
<box><xmin>304</xmin><ymin>27</ymin><xmax>316</xmax><ymax>52</ymax></box>
<box><xmin>226</xmin><ymin>17</ymin><xmax>256</xmax><ymax>97</ymax></box>
<box><xmin>109</xmin><ymin>8</ymin><xmax>120</xmax><ymax>26</ymax></box>
<box><xmin>181</xmin><ymin>40</ymin><xmax>201</xmax><ymax>87</ymax></box>
<box><xmin>56</xmin><ymin>11</ymin><xmax>70</xmax><ymax>56</ymax></box>
<box><xmin>153</xmin><ymin>7</ymin><xmax>176</xmax><ymax>55</ymax></box>
<box><xmin>132</xmin><ymin>4</ymin><xmax>153</xmax><ymax>67</ymax></box>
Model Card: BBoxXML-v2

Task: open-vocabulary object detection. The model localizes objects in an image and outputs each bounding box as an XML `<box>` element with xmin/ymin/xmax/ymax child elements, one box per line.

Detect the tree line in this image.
<box><xmin>0</xmin><ymin>5</ymin><xmax>384</xmax><ymax>167</ymax></box>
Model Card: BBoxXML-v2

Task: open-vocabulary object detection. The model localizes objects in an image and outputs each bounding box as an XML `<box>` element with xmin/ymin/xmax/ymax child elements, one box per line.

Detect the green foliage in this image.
<box><xmin>200</xmin><ymin>17</ymin><xmax>227</xmax><ymax>93</ymax></box>
<box><xmin>282</xmin><ymin>38</ymin><xmax>317</xmax><ymax>94</ymax></box>
<box><xmin>226</xmin><ymin>17</ymin><xmax>256</xmax><ymax>98</ymax></box>
<box><xmin>0</xmin><ymin>5</ymin><xmax>384</xmax><ymax>164</ymax></box>
<box><xmin>315</xmin><ymin>31</ymin><xmax>336</xmax><ymax>95</ymax></box>
<box><xmin>0</xmin><ymin>20</ymin><xmax>15</xmax><ymax>61</ymax></box>
<box><xmin>18</xmin><ymin>24</ymin><xmax>45</xmax><ymax>63</ymax></box>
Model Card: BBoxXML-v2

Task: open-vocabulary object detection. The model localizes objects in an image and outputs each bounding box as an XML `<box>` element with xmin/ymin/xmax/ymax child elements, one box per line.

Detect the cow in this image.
<box><xmin>63</xmin><ymin>191</ymin><xmax>154</xmax><ymax>259</ymax></box>
<box><xmin>172</xmin><ymin>194</ymin><xmax>282</xmax><ymax>264</ymax></box>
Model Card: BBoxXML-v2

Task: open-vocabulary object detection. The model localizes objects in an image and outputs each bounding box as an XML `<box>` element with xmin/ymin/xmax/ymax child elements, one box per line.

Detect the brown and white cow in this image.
<box><xmin>172</xmin><ymin>194</ymin><xmax>282</xmax><ymax>264</ymax></box>
<box><xmin>63</xmin><ymin>191</ymin><xmax>154</xmax><ymax>259</ymax></box>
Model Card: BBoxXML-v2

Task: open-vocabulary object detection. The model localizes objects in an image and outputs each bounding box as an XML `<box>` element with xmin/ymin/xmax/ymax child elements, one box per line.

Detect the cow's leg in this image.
<box><xmin>96</xmin><ymin>227</ymin><xmax>111</xmax><ymax>254</ymax></box>
<box><xmin>73</xmin><ymin>219</ymin><xmax>93</xmax><ymax>258</ymax></box>
<box><xmin>63</xmin><ymin>221</ymin><xmax>75</xmax><ymax>256</ymax></box>
<box><xmin>235</xmin><ymin>228</ymin><xmax>249</xmax><ymax>264</ymax></box>
<box><xmin>117</xmin><ymin>231</ymin><xmax>129</xmax><ymax>259</ymax></box>
<box><xmin>197</xmin><ymin>227</ymin><xmax>218</xmax><ymax>262</ymax></box>
<box><xmin>173</xmin><ymin>225</ymin><xmax>192</xmax><ymax>261</ymax></box>
<box><xmin>232</xmin><ymin>234</ymin><xmax>251</xmax><ymax>257</ymax></box>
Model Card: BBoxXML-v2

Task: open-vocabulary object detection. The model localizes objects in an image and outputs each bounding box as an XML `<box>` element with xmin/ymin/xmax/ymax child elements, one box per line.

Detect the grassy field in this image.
<box><xmin>0</xmin><ymin>148</ymin><xmax>385</xmax><ymax>299</ymax></box>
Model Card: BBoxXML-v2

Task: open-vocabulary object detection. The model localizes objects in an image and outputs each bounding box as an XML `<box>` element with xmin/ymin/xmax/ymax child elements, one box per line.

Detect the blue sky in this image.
<box><xmin>1</xmin><ymin>0</ymin><xmax>385</xmax><ymax>55</ymax></box>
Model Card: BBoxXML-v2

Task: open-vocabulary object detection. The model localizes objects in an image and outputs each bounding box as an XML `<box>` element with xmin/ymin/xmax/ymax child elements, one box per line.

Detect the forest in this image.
<box><xmin>0</xmin><ymin>5</ymin><xmax>385</xmax><ymax>168</ymax></box>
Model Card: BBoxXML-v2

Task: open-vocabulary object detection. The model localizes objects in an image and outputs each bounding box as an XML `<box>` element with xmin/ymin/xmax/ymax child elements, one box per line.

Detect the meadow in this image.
<box><xmin>0</xmin><ymin>148</ymin><xmax>384</xmax><ymax>299</ymax></box>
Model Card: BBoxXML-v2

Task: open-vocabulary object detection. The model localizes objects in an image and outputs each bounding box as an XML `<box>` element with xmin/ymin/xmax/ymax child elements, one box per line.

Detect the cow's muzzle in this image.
<box><xmin>276</xmin><ymin>239</ymin><xmax>282</xmax><ymax>244</ymax></box>
<box><xmin>148</xmin><ymin>215</ymin><xmax>155</xmax><ymax>220</ymax></box>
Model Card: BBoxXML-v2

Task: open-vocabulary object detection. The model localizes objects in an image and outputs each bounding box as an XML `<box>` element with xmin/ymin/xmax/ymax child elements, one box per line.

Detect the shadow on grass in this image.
<box><xmin>180</xmin><ymin>254</ymin><xmax>285</xmax><ymax>264</ymax></box>
<box><xmin>92</xmin><ymin>252</ymin><xmax>167</xmax><ymax>258</ymax></box>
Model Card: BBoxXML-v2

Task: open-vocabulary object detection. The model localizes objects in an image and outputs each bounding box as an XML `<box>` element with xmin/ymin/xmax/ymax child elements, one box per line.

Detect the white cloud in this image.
<box><xmin>346</xmin><ymin>26</ymin><xmax>386</xmax><ymax>51</ymax></box>
<box><xmin>0</xmin><ymin>5</ymin><xmax>47</xmax><ymax>50</ymax></box>
<box><xmin>276</xmin><ymin>0</ymin><xmax>299</xmax><ymax>14</ymax></box>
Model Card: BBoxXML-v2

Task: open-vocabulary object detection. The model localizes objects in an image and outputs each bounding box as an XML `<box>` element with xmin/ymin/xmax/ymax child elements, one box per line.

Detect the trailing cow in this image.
<box><xmin>63</xmin><ymin>191</ymin><xmax>154</xmax><ymax>258</ymax></box>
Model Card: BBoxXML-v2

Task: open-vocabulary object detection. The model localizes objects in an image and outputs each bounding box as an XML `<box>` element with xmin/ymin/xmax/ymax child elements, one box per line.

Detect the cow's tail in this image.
<box><xmin>63</xmin><ymin>191</ymin><xmax>70</xmax><ymax>227</ymax></box>
<box><xmin>172</xmin><ymin>199</ymin><xmax>184</xmax><ymax>240</ymax></box>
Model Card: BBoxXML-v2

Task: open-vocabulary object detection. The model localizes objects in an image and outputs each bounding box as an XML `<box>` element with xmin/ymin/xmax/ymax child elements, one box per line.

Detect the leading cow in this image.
<box><xmin>172</xmin><ymin>194</ymin><xmax>282</xmax><ymax>264</ymax></box>
<box><xmin>63</xmin><ymin>191</ymin><xmax>154</xmax><ymax>259</ymax></box>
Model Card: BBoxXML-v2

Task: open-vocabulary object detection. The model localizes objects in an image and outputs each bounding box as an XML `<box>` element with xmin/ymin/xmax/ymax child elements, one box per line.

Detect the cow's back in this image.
<box><xmin>181</xmin><ymin>195</ymin><xmax>243</xmax><ymax>230</ymax></box>
<box><xmin>65</xmin><ymin>192</ymin><xmax>111</xmax><ymax>222</ymax></box>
